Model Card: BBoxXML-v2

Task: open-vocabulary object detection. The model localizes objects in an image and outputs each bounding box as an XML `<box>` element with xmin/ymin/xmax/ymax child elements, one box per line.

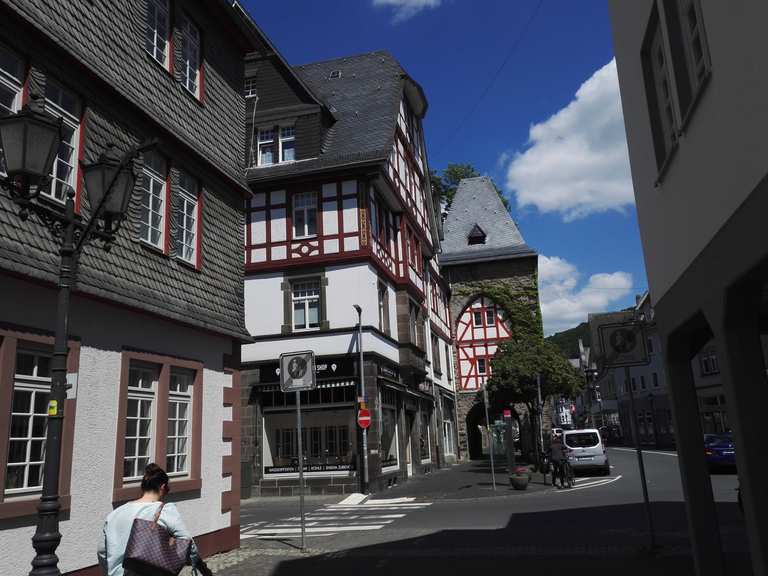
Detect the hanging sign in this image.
<box><xmin>598</xmin><ymin>322</ymin><xmax>649</xmax><ymax>368</ymax></box>
<box><xmin>279</xmin><ymin>351</ymin><xmax>317</xmax><ymax>392</ymax></box>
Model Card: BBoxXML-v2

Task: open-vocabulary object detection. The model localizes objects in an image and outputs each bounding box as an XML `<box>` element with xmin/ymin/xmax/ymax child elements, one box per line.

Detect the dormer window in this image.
<box><xmin>244</xmin><ymin>78</ymin><xmax>258</xmax><ymax>98</ymax></box>
<box><xmin>252</xmin><ymin>125</ymin><xmax>296</xmax><ymax>167</ymax></box>
<box><xmin>328</xmin><ymin>70</ymin><xmax>342</xmax><ymax>79</ymax></box>
<box><xmin>467</xmin><ymin>224</ymin><xmax>486</xmax><ymax>245</ymax></box>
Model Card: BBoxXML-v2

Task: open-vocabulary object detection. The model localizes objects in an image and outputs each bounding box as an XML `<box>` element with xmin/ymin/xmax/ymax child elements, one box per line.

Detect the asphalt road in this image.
<box><xmin>219</xmin><ymin>448</ymin><xmax>749</xmax><ymax>576</ymax></box>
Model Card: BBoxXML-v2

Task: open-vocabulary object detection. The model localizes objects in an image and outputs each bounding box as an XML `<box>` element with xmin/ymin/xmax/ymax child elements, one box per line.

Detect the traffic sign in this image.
<box><xmin>503</xmin><ymin>409</ymin><xmax>512</xmax><ymax>418</ymax></box>
<box><xmin>357</xmin><ymin>408</ymin><xmax>371</xmax><ymax>429</ymax></box>
<box><xmin>279</xmin><ymin>351</ymin><xmax>316</xmax><ymax>392</ymax></box>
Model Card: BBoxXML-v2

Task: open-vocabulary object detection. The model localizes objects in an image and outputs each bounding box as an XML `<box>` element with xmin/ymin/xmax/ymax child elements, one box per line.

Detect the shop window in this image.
<box><xmin>381</xmin><ymin>401</ymin><xmax>399</xmax><ymax>470</ymax></box>
<box><xmin>419</xmin><ymin>408</ymin><xmax>431</xmax><ymax>462</ymax></box>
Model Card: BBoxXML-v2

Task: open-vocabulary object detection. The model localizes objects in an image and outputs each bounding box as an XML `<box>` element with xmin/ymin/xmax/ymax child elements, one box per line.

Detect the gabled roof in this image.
<box><xmin>247</xmin><ymin>50</ymin><xmax>425</xmax><ymax>183</ymax></box>
<box><xmin>441</xmin><ymin>177</ymin><xmax>536</xmax><ymax>265</ymax></box>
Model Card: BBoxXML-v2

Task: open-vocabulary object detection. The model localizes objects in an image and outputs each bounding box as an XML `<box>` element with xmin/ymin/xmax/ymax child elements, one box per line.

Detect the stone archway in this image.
<box><xmin>465</xmin><ymin>401</ymin><xmax>486</xmax><ymax>460</ymax></box>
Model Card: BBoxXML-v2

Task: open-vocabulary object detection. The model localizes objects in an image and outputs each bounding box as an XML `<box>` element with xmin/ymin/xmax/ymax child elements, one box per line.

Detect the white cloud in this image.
<box><xmin>372</xmin><ymin>0</ymin><xmax>442</xmax><ymax>23</ymax></box>
<box><xmin>539</xmin><ymin>255</ymin><xmax>633</xmax><ymax>336</ymax></box>
<box><xmin>505</xmin><ymin>59</ymin><xmax>634</xmax><ymax>222</ymax></box>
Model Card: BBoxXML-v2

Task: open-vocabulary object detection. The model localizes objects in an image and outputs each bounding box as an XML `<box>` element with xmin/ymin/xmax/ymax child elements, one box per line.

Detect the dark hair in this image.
<box><xmin>141</xmin><ymin>463</ymin><xmax>169</xmax><ymax>493</ymax></box>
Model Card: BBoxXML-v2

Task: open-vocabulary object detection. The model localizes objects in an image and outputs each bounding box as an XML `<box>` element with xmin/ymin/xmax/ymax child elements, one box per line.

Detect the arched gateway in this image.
<box><xmin>439</xmin><ymin>177</ymin><xmax>539</xmax><ymax>458</ymax></box>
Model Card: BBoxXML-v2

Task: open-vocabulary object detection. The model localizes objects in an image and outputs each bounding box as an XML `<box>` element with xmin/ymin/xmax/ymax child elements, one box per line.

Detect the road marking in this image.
<box><xmin>554</xmin><ymin>475</ymin><xmax>623</xmax><ymax>493</ymax></box>
<box><xmin>611</xmin><ymin>447</ymin><xmax>678</xmax><ymax>457</ymax></box>
<box><xmin>240</xmin><ymin>499</ymin><xmax>431</xmax><ymax>541</ymax></box>
<box><xmin>338</xmin><ymin>493</ymin><xmax>368</xmax><ymax>506</ymax></box>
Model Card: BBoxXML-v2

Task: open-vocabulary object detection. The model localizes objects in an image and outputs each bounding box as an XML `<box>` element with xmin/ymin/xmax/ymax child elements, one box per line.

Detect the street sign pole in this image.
<box><xmin>625</xmin><ymin>365</ymin><xmax>656</xmax><ymax>550</ymax></box>
<box><xmin>482</xmin><ymin>384</ymin><xmax>497</xmax><ymax>491</ymax></box>
<box><xmin>295</xmin><ymin>390</ymin><xmax>306</xmax><ymax>551</ymax></box>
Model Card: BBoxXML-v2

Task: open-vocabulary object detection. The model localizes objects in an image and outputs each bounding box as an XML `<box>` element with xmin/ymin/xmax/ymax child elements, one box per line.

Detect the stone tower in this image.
<box><xmin>440</xmin><ymin>177</ymin><xmax>539</xmax><ymax>459</ymax></box>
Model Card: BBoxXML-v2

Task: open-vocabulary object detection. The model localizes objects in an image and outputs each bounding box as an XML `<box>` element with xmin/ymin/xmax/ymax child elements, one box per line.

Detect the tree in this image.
<box><xmin>432</xmin><ymin>163</ymin><xmax>510</xmax><ymax>211</ymax></box>
<box><xmin>486</xmin><ymin>337</ymin><xmax>582</xmax><ymax>465</ymax></box>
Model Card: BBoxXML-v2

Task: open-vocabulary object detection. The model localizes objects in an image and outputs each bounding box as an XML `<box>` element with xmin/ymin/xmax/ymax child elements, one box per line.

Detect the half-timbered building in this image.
<box><xmin>0</xmin><ymin>2</ymin><xmax>258</xmax><ymax>573</ymax></box>
<box><xmin>441</xmin><ymin>177</ymin><xmax>539</xmax><ymax>459</ymax></box>
<box><xmin>240</xmin><ymin>40</ymin><xmax>458</xmax><ymax>495</ymax></box>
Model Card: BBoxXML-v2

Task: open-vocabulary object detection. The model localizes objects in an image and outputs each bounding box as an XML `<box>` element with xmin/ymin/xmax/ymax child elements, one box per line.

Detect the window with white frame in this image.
<box><xmin>443</xmin><ymin>420</ymin><xmax>455</xmax><ymax>456</ymax></box>
<box><xmin>244</xmin><ymin>78</ymin><xmax>258</xmax><ymax>98</ymax></box>
<box><xmin>180</xmin><ymin>15</ymin><xmax>201</xmax><ymax>97</ymax></box>
<box><xmin>292</xmin><ymin>279</ymin><xmax>321</xmax><ymax>331</ymax></box>
<box><xmin>292</xmin><ymin>191</ymin><xmax>317</xmax><ymax>238</ymax></box>
<box><xmin>0</xmin><ymin>44</ymin><xmax>23</xmax><ymax>177</ymax></box>
<box><xmin>255</xmin><ymin>128</ymin><xmax>275</xmax><ymax>166</ymax></box>
<box><xmin>174</xmin><ymin>171</ymin><xmax>198</xmax><ymax>264</ymax></box>
<box><xmin>139</xmin><ymin>152</ymin><xmax>167</xmax><ymax>249</ymax></box>
<box><xmin>477</xmin><ymin>357</ymin><xmax>487</xmax><ymax>375</ymax></box>
<box><xmin>485</xmin><ymin>308</ymin><xmax>496</xmax><ymax>326</ymax></box>
<box><xmin>44</xmin><ymin>80</ymin><xmax>81</xmax><ymax>203</ymax></box>
<box><xmin>167</xmin><ymin>369</ymin><xmax>193</xmax><ymax>475</ymax></box>
<box><xmin>124</xmin><ymin>363</ymin><xmax>157</xmax><ymax>481</ymax></box>
<box><xmin>6</xmin><ymin>349</ymin><xmax>51</xmax><ymax>494</ymax></box>
<box><xmin>472</xmin><ymin>310</ymin><xmax>482</xmax><ymax>327</ymax></box>
<box><xmin>280</xmin><ymin>126</ymin><xmax>295</xmax><ymax>162</ymax></box>
<box><xmin>145</xmin><ymin>0</ymin><xmax>169</xmax><ymax>67</ymax></box>
<box><xmin>378</xmin><ymin>282</ymin><xmax>390</xmax><ymax>335</ymax></box>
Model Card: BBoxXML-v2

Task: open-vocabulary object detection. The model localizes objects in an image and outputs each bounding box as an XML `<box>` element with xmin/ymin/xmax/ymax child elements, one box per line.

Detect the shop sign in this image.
<box><xmin>258</xmin><ymin>356</ymin><xmax>355</xmax><ymax>385</ymax></box>
<box><xmin>265</xmin><ymin>463</ymin><xmax>355</xmax><ymax>475</ymax></box>
<box><xmin>378</xmin><ymin>363</ymin><xmax>399</xmax><ymax>380</ymax></box>
<box><xmin>598</xmin><ymin>322</ymin><xmax>649</xmax><ymax>367</ymax></box>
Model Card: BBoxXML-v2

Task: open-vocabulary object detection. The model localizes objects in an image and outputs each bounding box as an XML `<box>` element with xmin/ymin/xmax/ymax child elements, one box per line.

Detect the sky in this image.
<box><xmin>241</xmin><ymin>0</ymin><xmax>648</xmax><ymax>336</ymax></box>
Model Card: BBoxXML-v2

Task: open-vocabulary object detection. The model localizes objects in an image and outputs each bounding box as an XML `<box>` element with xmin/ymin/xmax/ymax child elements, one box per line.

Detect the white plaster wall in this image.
<box><xmin>244</xmin><ymin>272</ymin><xmax>284</xmax><ymax>337</ymax></box>
<box><xmin>0</xmin><ymin>275</ymin><xmax>234</xmax><ymax>575</ymax></box>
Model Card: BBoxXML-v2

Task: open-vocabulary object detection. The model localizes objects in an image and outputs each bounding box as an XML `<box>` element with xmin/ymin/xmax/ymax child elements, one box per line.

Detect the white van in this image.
<box><xmin>563</xmin><ymin>428</ymin><xmax>610</xmax><ymax>475</ymax></box>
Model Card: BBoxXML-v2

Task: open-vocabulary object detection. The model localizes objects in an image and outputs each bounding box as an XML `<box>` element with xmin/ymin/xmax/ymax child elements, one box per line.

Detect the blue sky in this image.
<box><xmin>242</xmin><ymin>0</ymin><xmax>648</xmax><ymax>335</ymax></box>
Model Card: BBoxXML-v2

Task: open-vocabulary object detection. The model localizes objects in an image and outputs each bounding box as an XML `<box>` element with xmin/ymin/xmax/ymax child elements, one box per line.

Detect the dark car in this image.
<box><xmin>704</xmin><ymin>433</ymin><xmax>736</xmax><ymax>470</ymax></box>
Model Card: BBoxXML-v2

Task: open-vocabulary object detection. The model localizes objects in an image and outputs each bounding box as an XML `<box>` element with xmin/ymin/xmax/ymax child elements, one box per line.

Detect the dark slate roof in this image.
<box><xmin>247</xmin><ymin>51</ymin><xmax>416</xmax><ymax>183</ymax></box>
<box><xmin>440</xmin><ymin>177</ymin><xmax>536</xmax><ymax>265</ymax></box>
<box><xmin>3</xmin><ymin>0</ymin><xmax>250</xmax><ymax>192</ymax></box>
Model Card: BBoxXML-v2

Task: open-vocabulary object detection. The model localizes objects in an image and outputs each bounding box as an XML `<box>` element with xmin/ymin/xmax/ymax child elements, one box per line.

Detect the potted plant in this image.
<box><xmin>509</xmin><ymin>466</ymin><xmax>530</xmax><ymax>490</ymax></box>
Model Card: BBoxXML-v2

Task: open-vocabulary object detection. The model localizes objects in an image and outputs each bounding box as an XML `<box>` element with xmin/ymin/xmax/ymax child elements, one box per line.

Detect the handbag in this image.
<box><xmin>123</xmin><ymin>502</ymin><xmax>192</xmax><ymax>576</ymax></box>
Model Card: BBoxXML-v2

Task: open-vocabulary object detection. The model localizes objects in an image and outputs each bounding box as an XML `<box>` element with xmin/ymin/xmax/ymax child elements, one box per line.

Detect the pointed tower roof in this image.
<box><xmin>441</xmin><ymin>177</ymin><xmax>536</xmax><ymax>264</ymax></box>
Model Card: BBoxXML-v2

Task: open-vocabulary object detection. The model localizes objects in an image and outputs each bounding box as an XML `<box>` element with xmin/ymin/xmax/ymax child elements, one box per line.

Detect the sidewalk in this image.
<box><xmin>369</xmin><ymin>458</ymin><xmax>551</xmax><ymax>501</ymax></box>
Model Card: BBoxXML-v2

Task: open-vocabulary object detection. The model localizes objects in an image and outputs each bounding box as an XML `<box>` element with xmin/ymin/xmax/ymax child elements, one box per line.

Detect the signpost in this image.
<box><xmin>279</xmin><ymin>350</ymin><xmax>317</xmax><ymax>552</ymax></box>
<box><xmin>358</xmin><ymin>408</ymin><xmax>371</xmax><ymax>429</ymax></box>
<box><xmin>598</xmin><ymin>321</ymin><xmax>656</xmax><ymax>550</ymax></box>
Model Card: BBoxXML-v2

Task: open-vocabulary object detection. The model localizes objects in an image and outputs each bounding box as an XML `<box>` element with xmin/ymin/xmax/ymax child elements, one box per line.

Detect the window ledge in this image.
<box><xmin>144</xmin><ymin>49</ymin><xmax>173</xmax><ymax>78</ymax></box>
<box><xmin>0</xmin><ymin>494</ymin><xmax>71</xmax><ymax>521</ymax></box>
<box><xmin>139</xmin><ymin>239</ymin><xmax>169</xmax><ymax>257</ymax></box>
<box><xmin>653</xmin><ymin>141</ymin><xmax>679</xmax><ymax>187</ymax></box>
<box><xmin>293</xmin><ymin>234</ymin><xmax>318</xmax><ymax>241</ymax></box>
<box><xmin>175</xmin><ymin>255</ymin><xmax>201</xmax><ymax>273</ymax></box>
<box><xmin>112</xmin><ymin>478</ymin><xmax>201</xmax><ymax>504</ymax></box>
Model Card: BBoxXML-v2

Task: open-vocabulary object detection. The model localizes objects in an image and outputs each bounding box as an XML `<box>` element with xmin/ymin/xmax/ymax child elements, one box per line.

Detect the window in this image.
<box><xmin>443</xmin><ymin>420</ymin><xmax>455</xmax><ymax>456</ymax></box>
<box><xmin>292</xmin><ymin>279</ymin><xmax>320</xmax><ymax>331</ymax></box>
<box><xmin>662</xmin><ymin>0</ymin><xmax>710</xmax><ymax>121</ymax></box>
<box><xmin>244</xmin><ymin>78</ymin><xmax>258</xmax><ymax>98</ymax></box>
<box><xmin>445</xmin><ymin>344</ymin><xmax>453</xmax><ymax>381</ymax></box>
<box><xmin>431</xmin><ymin>335</ymin><xmax>441</xmax><ymax>374</ymax></box>
<box><xmin>280</xmin><ymin>126</ymin><xmax>295</xmax><ymax>162</ymax></box>
<box><xmin>700</xmin><ymin>349</ymin><xmax>720</xmax><ymax>375</ymax></box>
<box><xmin>419</xmin><ymin>408</ymin><xmax>431</xmax><ymax>462</ymax></box>
<box><xmin>145</xmin><ymin>0</ymin><xmax>170</xmax><ymax>67</ymax></box>
<box><xmin>473</xmin><ymin>311</ymin><xmax>483</xmax><ymax>327</ymax></box>
<box><xmin>409</xmin><ymin>301</ymin><xmax>421</xmax><ymax>347</ymax></box>
<box><xmin>467</xmin><ymin>224</ymin><xmax>486</xmax><ymax>245</ymax></box>
<box><xmin>653</xmin><ymin>372</ymin><xmax>659</xmax><ymax>387</ymax></box>
<box><xmin>124</xmin><ymin>364</ymin><xmax>157</xmax><ymax>481</ymax></box>
<box><xmin>180</xmin><ymin>16</ymin><xmax>201</xmax><ymax>97</ymax></box>
<box><xmin>44</xmin><ymin>80</ymin><xmax>81</xmax><ymax>203</ymax></box>
<box><xmin>167</xmin><ymin>369</ymin><xmax>193</xmax><ymax>475</ymax></box>
<box><xmin>485</xmin><ymin>308</ymin><xmax>496</xmax><ymax>326</ymax></box>
<box><xmin>6</xmin><ymin>350</ymin><xmax>51</xmax><ymax>494</ymax></box>
<box><xmin>256</xmin><ymin>128</ymin><xmax>274</xmax><ymax>166</ymax></box>
<box><xmin>174</xmin><ymin>171</ymin><xmax>198</xmax><ymax>264</ymax></box>
<box><xmin>378</xmin><ymin>282</ymin><xmax>390</xmax><ymax>335</ymax></box>
<box><xmin>139</xmin><ymin>152</ymin><xmax>167</xmax><ymax>249</ymax></box>
<box><xmin>0</xmin><ymin>44</ymin><xmax>23</xmax><ymax>177</ymax></box>
<box><xmin>292</xmin><ymin>191</ymin><xmax>317</xmax><ymax>238</ymax></box>
<box><xmin>642</xmin><ymin>7</ymin><xmax>677</xmax><ymax>171</ymax></box>
<box><xmin>477</xmin><ymin>358</ymin><xmax>487</xmax><ymax>375</ymax></box>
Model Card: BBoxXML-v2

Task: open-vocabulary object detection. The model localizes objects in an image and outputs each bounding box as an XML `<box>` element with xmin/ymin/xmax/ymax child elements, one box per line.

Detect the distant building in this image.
<box><xmin>611</xmin><ymin>1</ymin><xmax>767</xmax><ymax>571</ymax></box>
<box><xmin>440</xmin><ymin>177</ymin><xmax>539</xmax><ymax>459</ymax></box>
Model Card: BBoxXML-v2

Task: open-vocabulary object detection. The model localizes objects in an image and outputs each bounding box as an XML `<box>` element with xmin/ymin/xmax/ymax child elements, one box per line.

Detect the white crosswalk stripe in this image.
<box><xmin>240</xmin><ymin>497</ymin><xmax>431</xmax><ymax>540</ymax></box>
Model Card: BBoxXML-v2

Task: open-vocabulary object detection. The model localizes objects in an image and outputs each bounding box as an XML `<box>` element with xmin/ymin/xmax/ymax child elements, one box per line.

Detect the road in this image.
<box><xmin>212</xmin><ymin>448</ymin><xmax>749</xmax><ymax>576</ymax></box>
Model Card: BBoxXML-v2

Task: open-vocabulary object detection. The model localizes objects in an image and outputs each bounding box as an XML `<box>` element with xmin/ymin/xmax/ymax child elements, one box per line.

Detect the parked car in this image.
<box><xmin>563</xmin><ymin>428</ymin><xmax>610</xmax><ymax>475</ymax></box>
<box><xmin>704</xmin><ymin>433</ymin><xmax>736</xmax><ymax>470</ymax></box>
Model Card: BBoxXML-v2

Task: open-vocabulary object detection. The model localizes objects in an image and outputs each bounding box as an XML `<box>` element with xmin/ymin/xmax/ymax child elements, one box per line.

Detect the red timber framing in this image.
<box><xmin>0</xmin><ymin>327</ymin><xmax>80</xmax><ymax>520</ymax></box>
<box><xmin>455</xmin><ymin>297</ymin><xmax>513</xmax><ymax>391</ymax></box>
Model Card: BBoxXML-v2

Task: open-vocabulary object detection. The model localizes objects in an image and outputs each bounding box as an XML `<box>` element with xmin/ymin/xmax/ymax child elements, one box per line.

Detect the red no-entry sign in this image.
<box><xmin>357</xmin><ymin>408</ymin><xmax>371</xmax><ymax>429</ymax></box>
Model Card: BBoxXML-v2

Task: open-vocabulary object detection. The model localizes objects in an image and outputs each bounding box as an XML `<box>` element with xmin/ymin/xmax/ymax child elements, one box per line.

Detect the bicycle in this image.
<box><xmin>552</xmin><ymin>456</ymin><xmax>574</xmax><ymax>489</ymax></box>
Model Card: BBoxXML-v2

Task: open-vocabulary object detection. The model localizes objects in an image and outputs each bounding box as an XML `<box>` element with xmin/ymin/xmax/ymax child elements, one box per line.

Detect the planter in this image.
<box><xmin>509</xmin><ymin>474</ymin><xmax>529</xmax><ymax>490</ymax></box>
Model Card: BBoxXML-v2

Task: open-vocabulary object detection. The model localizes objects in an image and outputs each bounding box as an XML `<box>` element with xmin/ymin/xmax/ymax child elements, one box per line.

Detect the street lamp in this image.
<box><xmin>1</xmin><ymin>102</ymin><xmax>151</xmax><ymax>576</ymax></box>
<box><xmin>353</xmin><ymin>304</ymin><xmax>369</xmax><ymax>493</ymax></box>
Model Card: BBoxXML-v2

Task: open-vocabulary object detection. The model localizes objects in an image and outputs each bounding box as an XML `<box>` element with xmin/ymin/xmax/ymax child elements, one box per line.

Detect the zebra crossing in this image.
<box><xmin>240</xmin><ymin>497</ymin><xmax>432</xmax><ymax>540</ymax></box>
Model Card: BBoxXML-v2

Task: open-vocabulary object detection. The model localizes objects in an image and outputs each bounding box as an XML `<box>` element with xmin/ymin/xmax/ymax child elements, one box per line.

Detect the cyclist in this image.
<box><xmin>549</xmin><ymin>434</ymin><xmax>566</xmax><ymax>487</ymax></box>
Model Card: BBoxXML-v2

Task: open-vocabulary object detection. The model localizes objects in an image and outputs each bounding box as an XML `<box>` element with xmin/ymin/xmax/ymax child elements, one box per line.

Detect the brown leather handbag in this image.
<box><xmin>123</xmin><ymin>503</ymin><xmax>191</xmax><ymax>576</ymax></box>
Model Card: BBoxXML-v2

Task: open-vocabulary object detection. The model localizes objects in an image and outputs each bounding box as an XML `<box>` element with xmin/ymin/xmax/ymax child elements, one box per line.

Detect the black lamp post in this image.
<box><xmin>0</xmin><ymin>102</ymin><xmax>150</xmax><ymax>576</ymax></box>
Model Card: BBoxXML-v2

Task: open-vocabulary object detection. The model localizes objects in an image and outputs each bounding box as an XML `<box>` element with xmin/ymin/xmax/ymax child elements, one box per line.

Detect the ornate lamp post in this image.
<box><xmin>0</xmin><ymin>102</ymin><xmax>151</xmax><ymax>576</ymax></box>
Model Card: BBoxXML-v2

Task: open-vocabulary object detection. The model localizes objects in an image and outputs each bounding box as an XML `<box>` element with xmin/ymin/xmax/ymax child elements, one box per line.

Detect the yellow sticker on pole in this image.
<box><xmin>47</xmin><ymin>400</ymin><xmax>58</xmax><ymax>416</ymax></box>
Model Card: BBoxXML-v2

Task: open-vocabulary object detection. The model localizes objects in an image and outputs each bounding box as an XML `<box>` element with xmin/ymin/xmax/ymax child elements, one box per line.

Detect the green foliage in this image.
<box><xmin>546</xmin><ymin>321</ymin><xmax>590</xmax><ymax>359</ymax></box>
<box><xmin>432</xmin><ymin>163</ymin><xmax>510</xmax><ymax>210</ymax></box>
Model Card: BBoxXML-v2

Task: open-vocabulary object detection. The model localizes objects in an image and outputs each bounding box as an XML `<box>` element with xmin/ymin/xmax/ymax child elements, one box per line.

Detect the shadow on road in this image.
<box><xmin>268</xmin><ymin>502</ymin><xmax>751</xmax><ymax>576</ymax></box>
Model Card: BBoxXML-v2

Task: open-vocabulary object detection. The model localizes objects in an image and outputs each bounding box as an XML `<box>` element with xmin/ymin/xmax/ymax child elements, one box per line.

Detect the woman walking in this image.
<box><xmin>97</xmin><ymin>464</ymin><xmax>211</xmax><ymax>575</ymax></box>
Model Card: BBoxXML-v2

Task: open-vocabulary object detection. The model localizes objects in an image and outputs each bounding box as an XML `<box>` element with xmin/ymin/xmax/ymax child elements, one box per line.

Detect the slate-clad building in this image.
<box><xmin>240</xmin><ymin>38</ymin><xmax>459</xmax><ymax>495</ymax></box>
<box><xmin>0</xmin><ymin>1</ymin><xmax>257</xmax><ymax>573</ymax></box>
<box><xmin>440</xmin><ymin>177</ymin><xmax>539</xmax><ymax>459</ymax></box>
